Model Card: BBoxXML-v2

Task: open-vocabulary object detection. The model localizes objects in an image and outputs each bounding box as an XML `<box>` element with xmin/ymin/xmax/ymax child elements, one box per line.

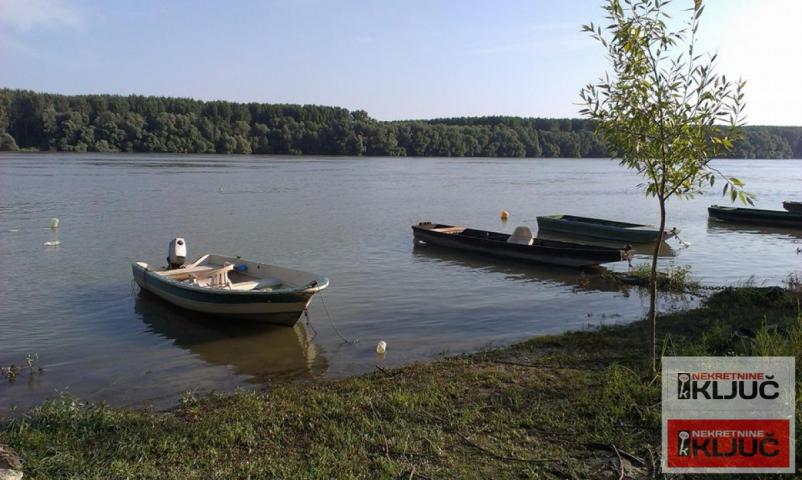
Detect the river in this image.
<box><xmin>0</xmin><ymin>154</ymin><xmax>799</xmax><ymax>413</ymax></box>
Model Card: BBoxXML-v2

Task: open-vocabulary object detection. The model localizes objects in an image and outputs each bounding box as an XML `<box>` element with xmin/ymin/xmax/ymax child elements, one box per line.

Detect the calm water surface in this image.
<box><xmin>1</xmin><ymin>154</ymin><xmax>800</xmax><ymax>413</ymax></box>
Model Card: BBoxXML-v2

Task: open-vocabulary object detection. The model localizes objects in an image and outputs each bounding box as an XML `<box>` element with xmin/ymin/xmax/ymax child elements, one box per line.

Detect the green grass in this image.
<box><xmin>1</xmin><ymin>287</ymin><xmax>800</xmax><ymax>479</ymax></box>
<box><xmin>614</xmin><ymin>263</ymin><xmax>701</xmax><ymax>293</ymax></box>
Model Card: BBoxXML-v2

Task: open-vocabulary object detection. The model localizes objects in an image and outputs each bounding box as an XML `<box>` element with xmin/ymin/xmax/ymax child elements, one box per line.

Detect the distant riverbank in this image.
<box><xmin>2</xmin><ymin>89</ymin><xmax>801</xmax><ymax>159</ymax></box>
<box><xmin>4</xmin><ymin>150</ymin><xmax>802</xmax><ymax>160</ymax></box>
<box><xmin>2</xmin><ymin>287</ymin><xmax>800</xmax><ymax>479</ymax></box>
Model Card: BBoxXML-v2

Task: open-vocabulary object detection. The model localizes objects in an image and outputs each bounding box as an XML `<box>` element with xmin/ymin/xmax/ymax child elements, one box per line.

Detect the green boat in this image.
<box><xmin>708</xmin><ymin>205</ymin><xmax>802</xmax><ymax>228</ymax></box>
<box><xmin>536</xmin><ymin>215</ymin><xmax>677</xmax><ymax>243</ymax></box>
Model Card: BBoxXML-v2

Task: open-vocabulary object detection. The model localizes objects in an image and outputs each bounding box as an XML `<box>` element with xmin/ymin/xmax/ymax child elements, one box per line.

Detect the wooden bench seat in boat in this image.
<box><xmin>228</xmin><ymin>277</ymin><xmax>283</xmax><ymax>291</ymax></box>
<box><xmin>159</xmin><ymin>264</ymin><xmax>235</xmax><ymax>287</ymax></box>
<box><xmin>157</xmin><ymin>265</ymin><xmax>217</xmax><ymax>277</ymax></box>
<box><xmin>430</xmin><ymin>226</ymin><xmax>465</xmax><ymax>234</ymax></box>
<box><xmin>159</xmin><ymin>262</ymin><xmax>281</xmax><ymax>291</ymax></box>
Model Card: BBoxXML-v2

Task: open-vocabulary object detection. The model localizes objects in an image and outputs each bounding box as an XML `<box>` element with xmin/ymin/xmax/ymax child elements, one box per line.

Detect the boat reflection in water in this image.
<box><xmin>706</xmin><ymin>218</ymin><xmax>802</xmax><ymax>239</ymax></box>
<box><xmin>135</xmin><ymin>291</ymin><xmax>327</xmax><ymax>382</ymax></box>
<box><xmin>535</xmin><ymin>231</ymin><xmax>676</xmax><ymax>257</ymax></box>
<box><xmin>412</xmin><ymin>244</ymin><xmax>627</xmax><ymax>294</ymax></box>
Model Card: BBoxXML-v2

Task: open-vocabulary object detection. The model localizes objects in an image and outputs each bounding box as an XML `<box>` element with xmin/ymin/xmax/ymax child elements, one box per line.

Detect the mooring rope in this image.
<box><xmin>315</xmin><ymin>290</ymin><xmax>358</xmax><ymax>344</ymax></box>
<box><xmin>672</xmin><ymin>228</ymin><xmax>691</xmax><ymax>248</ymax></box>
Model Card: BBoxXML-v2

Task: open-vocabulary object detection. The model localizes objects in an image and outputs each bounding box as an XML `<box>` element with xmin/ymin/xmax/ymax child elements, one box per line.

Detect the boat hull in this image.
<box><xmin>132</xmin><ymin>260</ymin><xmax>325</xmax><ymax>326</ymax></box>
<box><xmin>708</xmin><ymin>205</ymin><xmax>802</xmax><ymax>229</ymax></box>
<box><xmin>412</xmin><ymin>223</ymin><xmax>623</xmax><ymax>268</ymax></box>
<box><xmin>536</xmin><ymin>215</ymin><xmax>670</xmax><ymax>243</ymax></box>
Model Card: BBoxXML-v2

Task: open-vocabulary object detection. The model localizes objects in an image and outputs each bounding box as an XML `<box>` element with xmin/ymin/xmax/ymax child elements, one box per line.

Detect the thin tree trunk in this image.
<box><xmin>649</xmin><ymin>198</ymin><xmax>667</xmax><ymax>375</ymax></box>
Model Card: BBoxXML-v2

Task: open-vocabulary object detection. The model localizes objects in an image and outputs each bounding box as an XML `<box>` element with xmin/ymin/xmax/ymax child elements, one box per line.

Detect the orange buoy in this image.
<box><xmin>500</xmin><ymin>210</ymin><xmax>510</xmax><ymax>221</ymax></box>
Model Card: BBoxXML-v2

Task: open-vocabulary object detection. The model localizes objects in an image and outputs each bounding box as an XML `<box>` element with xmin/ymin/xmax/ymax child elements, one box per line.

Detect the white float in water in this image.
<box><xmin>44</xmin><ymin>240</ymin><xmax>61</xmax><ymax>247</ymax></box>
<box><xmin>49</xmin><ymin>218</ymin><xmax>60</xmax><ymax>229</ymax></box>
<box><xmin>376</xmin><ymin>341</ymin><xmax>387</xmax><ymax>354</ymax></box>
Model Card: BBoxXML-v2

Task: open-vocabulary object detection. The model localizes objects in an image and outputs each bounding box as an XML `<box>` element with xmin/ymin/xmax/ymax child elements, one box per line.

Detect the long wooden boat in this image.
<box><xmin>783</xmin><ymin>201</ymin><xmax>802</xmax><ymax>213</ymax></box>
<box><xmin>412</xmin><ymin>222</ymin><xmax>626</xmax><ymax>268</ymax></box>
<box><xmin>132</xmin><ymin>254</ymin><xmax>329</xmax><ymax>326</ymax></box>
<box><xmin>708</xmin><ymin>205</ymin><xmax>802</xmax><ymax>229</ymax></box>
<box><xmin>536</xmin><ymin>214</ymin><xmax>676</xmax><ymax>243</ymax></box>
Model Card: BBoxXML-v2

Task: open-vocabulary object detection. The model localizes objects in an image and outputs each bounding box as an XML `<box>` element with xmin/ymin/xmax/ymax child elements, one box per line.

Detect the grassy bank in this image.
<box><xmin>2</xmin><ymin>287</ymin><xmax>800</xmax><ymax>479</ymax></box>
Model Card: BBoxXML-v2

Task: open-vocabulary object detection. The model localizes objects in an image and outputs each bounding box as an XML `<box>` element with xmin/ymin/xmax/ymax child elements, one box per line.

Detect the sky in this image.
<box><xmin>0</xmin><ymin>0</ymin><xmax>800</xmax><ymax>125</ymax></box>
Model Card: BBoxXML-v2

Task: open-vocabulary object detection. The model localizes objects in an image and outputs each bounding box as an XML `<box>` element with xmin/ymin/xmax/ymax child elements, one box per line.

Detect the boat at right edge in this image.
<box><xmin>708</xmin><ymin>205</ymin><xmax>802</xmax><ymax>229</ymax></box>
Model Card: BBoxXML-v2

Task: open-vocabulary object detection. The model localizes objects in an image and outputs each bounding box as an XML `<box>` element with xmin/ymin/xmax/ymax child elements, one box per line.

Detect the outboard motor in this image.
<box><xmin>167</xmin><ymin>238</ymin><xmax>187</xmax><ymax>269</ymax></box>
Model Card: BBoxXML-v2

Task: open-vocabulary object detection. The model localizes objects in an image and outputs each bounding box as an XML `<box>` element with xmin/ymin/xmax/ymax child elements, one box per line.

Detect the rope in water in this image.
<box><xmin>316</xmin><ymin>289</ymin><xmax>358</xmax><ymax>344</ymax></box>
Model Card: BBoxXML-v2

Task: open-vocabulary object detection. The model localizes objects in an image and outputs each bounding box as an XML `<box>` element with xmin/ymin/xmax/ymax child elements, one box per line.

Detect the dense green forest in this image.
<box><xmin>1</xmin><ymin>89</ymin><xmax>800</xmax><ymax>158</ymax></box>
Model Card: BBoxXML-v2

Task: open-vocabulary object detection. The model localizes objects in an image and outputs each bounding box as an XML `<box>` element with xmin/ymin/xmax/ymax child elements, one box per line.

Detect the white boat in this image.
<box><xmin>132</xmin><ymin>239</ymin><xmax>329</xmax><ymax>326</ymax></box>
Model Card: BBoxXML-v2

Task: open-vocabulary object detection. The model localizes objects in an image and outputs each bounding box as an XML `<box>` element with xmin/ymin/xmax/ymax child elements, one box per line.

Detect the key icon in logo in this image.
<box><xmin>678</xmin><ymin>430</ymin><xmax>690</xmax><ymax>457</ymax></box>
<box><xmin>677</xmin><ymin>373</ymin><xmax>691</xmax><ymax>399</ymax></box>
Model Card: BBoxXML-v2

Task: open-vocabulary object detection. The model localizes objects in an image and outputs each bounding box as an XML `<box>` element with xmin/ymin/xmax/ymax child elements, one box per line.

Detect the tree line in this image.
<box><xmin>1</xmin><ymin>89</ymin><xmax>800</xmax><ymax>158</ymax></box>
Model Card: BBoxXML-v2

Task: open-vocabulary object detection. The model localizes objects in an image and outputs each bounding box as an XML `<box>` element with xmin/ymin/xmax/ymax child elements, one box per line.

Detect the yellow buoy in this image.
<box><xmin>500</xmin><ymin>210</ymin><xmax>510</xmax><ymax>221</ymax></box>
